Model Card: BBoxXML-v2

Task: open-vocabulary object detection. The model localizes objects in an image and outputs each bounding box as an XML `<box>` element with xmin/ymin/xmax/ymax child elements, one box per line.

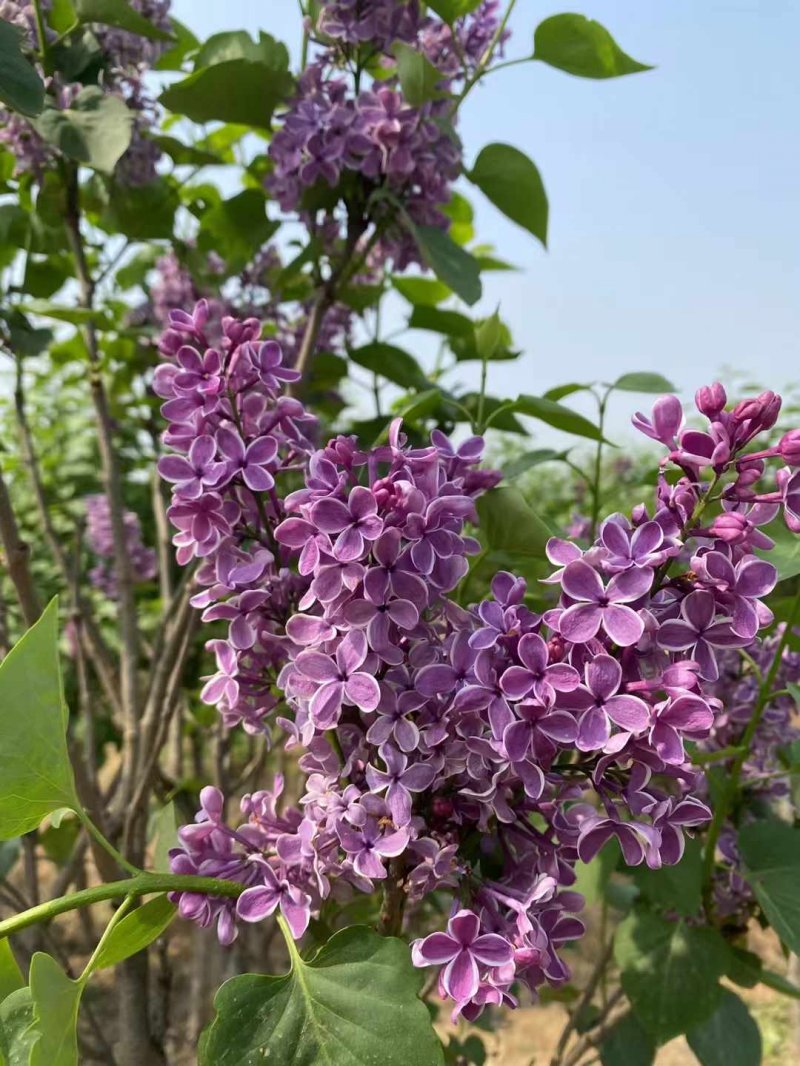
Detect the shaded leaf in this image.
<box><xmin>199</xmin><ymin>925</ymin><xmax>443</xmax><ymax>1066</ymax></box>
<box><xmin>503</xmin><ymin>448</ymin><xmax>567</xmax><ymax>479</ymax></box>
<box><xmin>543</xmin><ymin>383</ymin><xmax>591</xmax><ymax>402</ymax></box>
<box><xmin>476</xmin><ymin>486</ymin><xmax>555</xmax><ymax>560</ymax></box>
<box><xmin>600</xmin><ymin>1012</ymin><xmax>655</xmax><ymax>1066</ymax></box>
<box><xmin>392</xmin><ymin>275</ymin><xmax>451</xmax><ymax>306</ymax></box>
<box><xmin>104</xmin><ymin>179</ymin><xmax>179</xmax><ymax>239</ymax></box>
<box><xmin>28</xmin><ymin>953</ymin><xmax>81</xmax><ymax>1066</ymax></box>
<box><xmin>632</xmin><ymin>837</ymin><xmax>703</xmax><ymax>917</ymax></box>
<box><xmin>755</xmin><ymin>521</ymin><xmax>800</xmax><ymax>582</ymax></box>
<box><xmin>160</xmin><ymin>58</ymin><xmax>293</xmax><ymax>131</ymax></box>
<box><xmin>739</xmin><ymin>819</ymin><xmax>800</xmax><ymax>953</ymax></box>
<box><xmin>686</xmin><ymin>990</ymin><xmax>761</xmax><ymax>1066</ymax></box>
<box><xmin>534</xmin><ymin>15</ymin><xmax>652</xmax><ymax>79</ymax></box>
<box><xmin>349</xmin><ymin>343</ymin><xmax>429</xmax><ymax>391</ymax></box>
<box><xmin>198</xmin><ymin>189</ymin><xmax>278</xmax><ymax>271</ymax></box>
<box><xmin>33</xmin><ymin>87</ymin><xmax>133</xmax><ymax>172</ymax></box>
<box><xmin>513</xmin><ymin>394</ymin><xmax>607</xmax><ymax>442</ymax></box>
<box><xmin>614</xmin><ymin>912</ymin><xmax>729</xmax><ymax>1043</ymax></box>
<box><xmin>153</xmin><ymin>17</ymin><xmax>198</xmax><ymax>71</ymax></box>
<box><xmin>0</xmin><ymin>940</ymin><xmax>23</xmax><ymax>1003</ymax></box>
<box><xmin>393</xmin><ymin>42</ymin><xmax>444</xmax><ymax>106</ymax></box>
<box><xmin>0</xmin><ymin>988</ymin><xmax>37</xmax><ymax>1065</ymax></box>
<box><xmin>0</xmin><ymin>599</ymin><xmax>78</xmax><ymax>841</ymax></box>
<box><xmin>89</xmin><ymin>896</ymin><xmax>176</xmax><ymax>973</ymax></box>
<box><xmin>468</xmin><ymin>143</ymin><xmax>548</xmax><ymax>247</ymax></box>
<box><xmin>74</xmin><ymin>0</ymin><xmax>173</xmax><ymax>41</ymax></box>
<box><xmin>413</xmin><ymin>225</ymin><xmax>481</xmax><ymax>306</ymax></box>
<box><xmin>0</xmin><ymin>19</ymin><xmax>45</xmax><ymax>117</ymax></box>
<box><xmin>408</xmin><ymin>305</ymin><xmax>473</xmax><ymax>338</ymax></box>
<box><xmin>613</xmin><ymin>371</ymin><xmax>676</xmax><ymax>393</ymax></box>
<box><xmin>426</xmin><ymin>0</ymin><xmax>482</xmax><ymax>22</ymax></box>
<box><xmin>151</xmin><ymin>800</ymin><xmax>179</xmax><ymax>873</ymax></box>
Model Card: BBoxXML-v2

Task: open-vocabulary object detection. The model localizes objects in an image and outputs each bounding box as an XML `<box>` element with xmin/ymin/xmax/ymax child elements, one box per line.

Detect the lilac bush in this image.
<box><xmin>2</xmin><ymin>4</ymin><xmax>799</xmax><ymax>1064</ymax></box>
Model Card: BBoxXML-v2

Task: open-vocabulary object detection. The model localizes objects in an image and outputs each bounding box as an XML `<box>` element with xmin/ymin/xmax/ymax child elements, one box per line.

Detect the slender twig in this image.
<box><xmin>551</xmin><ymin>940</ymin><xmax>615</xmax><ymax>1066</ymax></box>
<box><xmin>0</xmin><ymin>464</ymin><xmax>41</xmax><ymax>625</ymax></box>
<box><xmin>560</xmin><ymin>993</ymin><xmax>627</xmax><ymax>1066</ymax></box>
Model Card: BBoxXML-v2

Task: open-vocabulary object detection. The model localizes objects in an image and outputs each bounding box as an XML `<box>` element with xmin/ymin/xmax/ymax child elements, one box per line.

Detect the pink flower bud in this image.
<box><xmin>695</xmin><ymin>382</ymin><xmax>727</xmax><ymax>419</ymax></box>
<box><xmin>778</xmin><ymin>429</ymin><xmax>800</xmax><ymax>466</ymax></box>
<box><xmin>733</xmin><ymin>391</ymin><xmax>781</xmax><ymax>434</ymax></box>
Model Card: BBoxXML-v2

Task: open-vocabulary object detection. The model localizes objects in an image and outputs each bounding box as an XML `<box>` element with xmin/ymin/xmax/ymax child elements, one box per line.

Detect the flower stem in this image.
<box><xmin>701</xmin><ymin>587</ymin><xmax>800</xmax><ymax>915</ymax></box>
<box><xmin>77</xmin><ymin>809</ymin><xmax>142</xmax><ymax>877</ymax></box>
<box><xmin>0</xmin><ymin>873</ymin><xmax>246</xmax><ymax>940</ymax></box>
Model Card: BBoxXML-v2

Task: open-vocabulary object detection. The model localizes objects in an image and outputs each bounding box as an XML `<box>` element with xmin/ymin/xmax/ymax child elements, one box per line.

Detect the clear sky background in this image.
<box><xmin>169</xmin><ymin>1</ymin><xmax>800</xmax><ymax>441</ymax></box>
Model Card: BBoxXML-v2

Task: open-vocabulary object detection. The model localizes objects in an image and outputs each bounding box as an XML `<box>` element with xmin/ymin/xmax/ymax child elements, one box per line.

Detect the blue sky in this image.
<box><xmin>170</xmin><ymin>1</ymin><xmax>800</xmax><ymax>441</ymax></box>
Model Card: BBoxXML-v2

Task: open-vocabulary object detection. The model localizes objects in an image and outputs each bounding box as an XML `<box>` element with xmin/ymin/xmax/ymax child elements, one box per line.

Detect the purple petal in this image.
<box><xmin>602</xmin><ymin>603</ymin><xmax>644</xmax><ymax>646</ymax></box>
<box><xmin>236</xmin><ymin>885</ymin><xmax>279</xmax><ymax>923</ymax></box>
<box><xmin>559</xmin><ymin>604</ymin><xmax>602</xmax><ymax>644</ymax></box>
<box><xmin>561</xmin><ymin>560</ymin><xmax>604</xmax><ymax>603</ymax></box>
<box><xmin>280</xmin><ymin>888</ymin><xmax>311</xmax><ymax>939</ymax></box>
<box><xmin>444</xmin><ymin>951</ymin><xmax>480</xmax><ymax>1002</ymax></box>
<box><xmin>310</xmin><ymin>497</ymin><xmax>351</xmax><ymax>534</ymax></box>
<box><xmin>449</xmin><ymin>910</ymin><xmax>481</xmax><ymax>946</ymax></box>
<box><xmin>401</xmin><ymin>761</ymin><xmax>436</xmax><ymax>792</ymax></box>
<box><xmin>471</xmin><ymin>934</ymin><xmax>514</xmax><ymax>967</ymax></box>
<box><xmin>415</xmin><ymin>932</ymin><xmax>459</xmax><ymax>965</ymax></box>
<box><xmin>576</xmin><ymin>708</ymin><xmax>610</xmax><ymax>751</ymax></box>
<box><xmin>585</xmin><ymin>654</ymin><xmax>621</xmax><ymax>702</ymax></box>
<box><xmin>605</xmin><ymin>694</ymin><xmax>649</xmax><ymax>732</ymax></box>
<box><xmin>344</xmin><ymin>672</ymin><xmax>381</xmax><ymax>712</ymax></box>
<box><xmin>608</xmin><ymin>566</ymin><xmax>653</xmax><ymax>603</ymax></box>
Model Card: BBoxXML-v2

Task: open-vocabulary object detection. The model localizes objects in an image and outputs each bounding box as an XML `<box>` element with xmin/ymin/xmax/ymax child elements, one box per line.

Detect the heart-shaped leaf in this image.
<box><xmin>199</xmin><ymin>925</ymin><xmax>443</xmax><ymax>1066</ymax></box>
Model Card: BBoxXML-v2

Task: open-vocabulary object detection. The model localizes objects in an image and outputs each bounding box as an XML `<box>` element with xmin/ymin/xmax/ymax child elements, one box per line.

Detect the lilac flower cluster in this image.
<box><xmin>268</xmin><ymin>2</ymin><xmax>505</xmax><ymax>267</ymax></box>
<box><xmin>161</xmin><ymin>305</ymin><xmax>798</xmax><ymax>1019</ymax></box>
<box><xmin>153</xmin><ymin>299</ymin><xmax>317</xmax><ymax>733</ymax></box>
<box><xmin>84</xmin><ymin>493</ymin><xmax>156</xmax><ymax>599</ymax></box>
<box><xmin>0</xmin><ymin>0</ymin><xmax>171</xmax><ymax>184</ymax></box>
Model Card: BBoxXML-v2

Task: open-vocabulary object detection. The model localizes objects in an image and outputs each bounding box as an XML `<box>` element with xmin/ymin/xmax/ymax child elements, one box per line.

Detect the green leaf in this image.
<box><xmin>74</xmin><ymin>0</ymin><xmax>173</xmax><ymax>40</ymax></box>
<box><xmin>459</xmin><ymin>394</ymin><xmax>526</xmax><ymax>434</ymax></box>
<box><xmin>686</xmin><ymin>990</ymin><xmax>761</xmax><ymax>1066</ymax></box>
<box><xmin>153</xmin><ymin>17</ymin><xmax>198</xmax><ymax>70</ymax></box>
<box><xmin>18</xmin><ymin>301</ymin><xmax>111</xmax><ymax>327</ymax></box>
<box><xmin>47</xmin><ymin>0</ymin><xmax>78</xmax><ymax>35</ymax></box>
<box><xmin>543</xmin><ymin>382</ymin><xmax>591</xmax><ymax>401</ymax></box>
<box><xmin>194</xmin><ymin>30</ymin><xmax>286</xmax><ymax>69</ymax></box>
<box><xmin>153</xmin><ymin>135</ymin><xmax>223</xmax><ymax>167</ymax></box>
<box><xmin>104</xmin><ymin>179</ymin><xmax>179</xmax><ymax>239</ymax></box>
<box><xmin>88</xmin><ymin>896</ymin><xmax>176</xmax><ymax>973</ymax></box>
<box><xmin>468</xmin><ymin>143</ymin><xmax>548</xmax><ymax>247</ymax></box>
<box><xmin>426</xmin><ymin>0</ymin><xmax>482</xmax><ymax>22</ymax></box>
<box><xmin>441</xmin><ymin>192</ymin><xmax>474</xmax><ymax>245</ymax></box>
<box><xmin>349</xmin><ymin>343</ymin><xmax>429</xmax><ymax>391</ymax></box>
<box><xmin>572</xmin><ymin>839</ymin><xmax>619</xmax><ymax>907</ymax></box>
<box><xmin>613</xmin><ymin>371</ymin><xmax>677</xmax><ymax>393</ymax></box>
<box><xmin>391</xmin><ymin>275</ymin><xmax>451</xmax><ymax>306</ymax></box>
<box><xmin>599</xmin><ymin>1012</ymin><xmax>655</xmax><ymax>1066</ymax></box>
<box><xmin>631</xmin><ymin>837</ymin><xmax>703</xmax><ymax>917</ymax></box>
<box><xmin>160</xmin><ymin>57</ymin><xmax>293</xmax><ymax>131</ymax></box>
<box><xmin>614</xmin><ymin>912</ymin><xmax>729</xmax><ymax>1043</ymax></box>
<box><xmin>739</xmin><ymin>819</ymin><xmax>800</xmax><ymax>952</ymax></box>
<box><xmin>476</xmin><ymin>486</ymin><xmax>555</xmax><ymax>560</ymax></box>
<box><xmin>475</xmin><ymin>309</ymin><xmax>502</xmax><ymax>362</ymax></box>
<box><xmin>151</xmin><ymin>800</ymin><xmax>179</xmax><ymax>873</ymax></box>
<box><xmin>413</xmin><ymin>225</ymin><xmax>482</xmax><ymax>306</ymax></box>
<box><xmin>199</xmin><ymin>925</ymin><xmax>444</xmax><ymax>1066</ymax></box>
<box><xmin>755</xmin><ymin>521</ymin><xmax>800</xmax><ymax>582</ymax></box>
<box><xmin>198</xmin><ymin>189</ymin><xmax>277</xmax><ymax>271</ymax></box>
<box><xmin>503</xmin><ymin>448</ymin><xmax>567</xmax><ymax>479</ymax></box>
<box><xmin>0</xmin><ymin>941</ymin><xmax>23</xmax><ymax>1003</ymax></box>
<box><xmin>513</xmin><ymin>394</ymin><xmax>607</xmax><ymax>442</ymax></box>
<box><xmin>393</xmin><ymin>388</ymin><xmax>443</xmax><ymax>426</ymax></box>
<box><xmin>0</xmin><ymin>988</ymin><xmax>37</xmax><ymax>1065</ymax></box>
<box><xmin>33</xmin><ymin>87</ymin><xmax>133</xmax><ymax>172</ymax></box>
<box><xmin>28</xmin><ymin>953</ymin><xmax>81</xmax><ymax>1066</ymax></box>
<box><xmin>0</xmin><ymin>19</ymin><xmax>45</xmax><ymax>117</ymax></box>
<box><xmin>393</xmin><ymin>42</ymin><xmax>444</xmax><ymax>106</ymax></box>
<box><xmin>0</xmin><ymin>599</ymin><xmax>78</xmax><ymax>840</ymax></box>
<box><xmin>408</xmin><ymin>306</ymin><xmax>473</xmax><ymax>338</ymax></box>
<box><xmin>533</xmin><ymin>15</ymin><xmax>653</xmax><ymax>79</ymax></box>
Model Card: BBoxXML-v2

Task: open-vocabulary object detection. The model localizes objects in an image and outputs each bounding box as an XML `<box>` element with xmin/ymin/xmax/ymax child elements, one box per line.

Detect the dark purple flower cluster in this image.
<box><xmin>0</xmin><ymin>0</ymin><xmax>171</xmax><ymax>183</ymax></box>
<box><xmin>153</xmin><ymin>300</ymin><xmax>317</xmax><ymax>732</ymax></box>
<box><xmin>84</xmin><ymin>493</ymin><xmax>156</xmax><ymax>599</ymax></box>
<box><xmin>161</xmin><ymin>310</ymin><xmax>797</xmax><ymax>1021</ymax></box>
<box><xmin>268</xmin><ymin>2</ymin><xmax>505</xmax><ymax>266</ymax></box>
